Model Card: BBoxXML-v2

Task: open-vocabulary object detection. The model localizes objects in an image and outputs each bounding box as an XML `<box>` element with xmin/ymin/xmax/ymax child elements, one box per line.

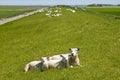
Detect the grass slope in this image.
<box><xmin>0</xmin><ymin>7</ymin><xmax>120</xmax><ymax>80</ymax></box>
<box><xmin>87</xmin><ymin>7</ymin><xmax>120</xmax><ymax>16</ymax></box>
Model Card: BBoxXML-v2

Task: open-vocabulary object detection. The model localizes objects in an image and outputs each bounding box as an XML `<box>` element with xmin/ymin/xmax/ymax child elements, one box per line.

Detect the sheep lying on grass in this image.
<box><xmin>43</xmin><ymin>55</ymin><xmax>69</xmax><ymax>69</ymax></box>
<box><xmin>24</xmin><ymin>48</ymin><xmax>80</xmax><ymax>72</ymax></box>
<box><xmin>41</xmin><ymin>48</ymin><xmax>80</xmax><ymax>67</ymax></box>
<box><xmin>24</xmin><ymin>60</ymin><xmax>47</xmax><ymax>73</ymax></box>
<box><xmin>24</xmin><ymin>55</ymin><xmax>69</xmax><ymax>73</ymax></box>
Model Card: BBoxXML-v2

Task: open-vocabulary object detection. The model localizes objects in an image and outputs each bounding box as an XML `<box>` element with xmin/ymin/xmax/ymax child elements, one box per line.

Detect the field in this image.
<box><xmin>0</xmin><ymin>6</ymin><xmax>45</xmax><ymax>19</ymax></box>
<box><xmin>0</xmin><ymin>6</ymin><xmax>120</xmax><ymax>80</ymax></box>
<box><xmin>86</xmin><ymin>7</ymin><xmax>120</xmax><ymax>16</ymax></box>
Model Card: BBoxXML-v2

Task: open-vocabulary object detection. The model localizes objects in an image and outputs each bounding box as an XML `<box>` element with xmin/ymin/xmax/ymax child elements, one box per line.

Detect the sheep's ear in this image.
<box><xmin>69</xmin><ymin>48</ymin><xmax>71</xmax><ymax>51</ymax></box>
<box><xmin>78</xmin><ymin>48</ymin><xmax>80</xmax><ymax>51</ymax></box>
<box><xmin>60</xmin><ymin>55</ymin><xmax>64</xmax><ymax>58</ymax></box>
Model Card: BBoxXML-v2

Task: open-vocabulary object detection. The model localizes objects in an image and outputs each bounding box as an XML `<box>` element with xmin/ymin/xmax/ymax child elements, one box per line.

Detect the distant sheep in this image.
<box><xmin>66</xmin><ymin>9</ymin><xmax>76</xmax><ymax>13</ymax></box>
<box><xmin>48</xmin><ymin>10</ymin><xmax>52</xmax><ymax>13</ymax></box>
<box><xmin>51</xmin><ymin>14</ymin><xmax>62</xmax><ymax>17</ymax></box>
<box><xmin>54</xmin><ymin>10</ymin><xmax>58</xmax><ymax>12</ymax></box>
<box><xmin>45</xmin><ymin>7</ymin><xmax>62</xmax><ymax>17</ymax></box>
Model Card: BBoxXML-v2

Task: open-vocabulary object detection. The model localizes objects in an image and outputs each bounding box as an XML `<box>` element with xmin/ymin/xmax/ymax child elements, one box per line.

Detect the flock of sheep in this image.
<box><xmin>24</xmin><ymin>48</ymin><xmax>81</xmax><ymax>73</ymax></box>
<box><xmin>45</xmin><ymin>7</ymin><xmax>76</xmax><ymax>17</ymax></box>
<box><xmin>45</xmin><ymin>7</ymin><xmax>62</xmax><ymax>17</ymax></box>
<box><xmin>0</xmin><ymin>7</ymin><xmax>77</xmax><ymax>25</ymax></box>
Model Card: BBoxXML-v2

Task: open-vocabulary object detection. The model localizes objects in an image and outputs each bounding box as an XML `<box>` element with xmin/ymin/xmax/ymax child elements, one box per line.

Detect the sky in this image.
<box><xmin>0</xmin><ymin>0</ymin><xmax>120</xmax><ymax>5</ymax></box>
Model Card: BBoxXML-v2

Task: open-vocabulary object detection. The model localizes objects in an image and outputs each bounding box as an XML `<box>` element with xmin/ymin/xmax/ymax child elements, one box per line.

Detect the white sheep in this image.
<box><xmin>43</xmin><ymin>55</ymin><xmax>69</xmax><ymax>69</ymax></box>
<box><xmin>66</xmin><ymin>9</ymin><xmax>76</xmax><ymax>13</ymax></box>
<box><xmin>41</xmin><ymin>48</ymin><xmax>80</xmax><ymax>67</ymax></box>
<box><xmin>24</xmin><ymin>60</ymin><xmax>47</xmax><ymax>73</ymax></box>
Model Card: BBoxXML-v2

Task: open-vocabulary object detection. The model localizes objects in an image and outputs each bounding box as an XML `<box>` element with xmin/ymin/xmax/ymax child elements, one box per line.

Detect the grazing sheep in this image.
<box><xmin>66</xmin><ymin>9</ymin><xmax>76</xmax><ymax>13</ymax></box>
<box><xmin>54</xmin><ymin>10</ymin><xmax>58</xmax><ymax>12</ymax></box>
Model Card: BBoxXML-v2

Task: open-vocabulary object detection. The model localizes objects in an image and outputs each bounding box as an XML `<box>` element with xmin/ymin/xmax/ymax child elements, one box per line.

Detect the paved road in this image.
<box><xmin>0</xmin><ymin>8</ymin><xmax>44</xmax><ymax>25</ymax></box>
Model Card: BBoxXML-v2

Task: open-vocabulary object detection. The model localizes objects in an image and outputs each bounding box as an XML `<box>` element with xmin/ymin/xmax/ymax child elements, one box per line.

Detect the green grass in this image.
<box><xmin>0</xmin><ymin>6</ymin><xmax>45</xmax><ymax>19</ymax></box>
<box><xmin>86</xmin><ymin>7</ymin><xmax>120</xmax><ymax>16</ymax></box>
<box><xmin>0</xmin><ymin>6</ymin><xmax>120</xmax><ymax>80</ymax></box>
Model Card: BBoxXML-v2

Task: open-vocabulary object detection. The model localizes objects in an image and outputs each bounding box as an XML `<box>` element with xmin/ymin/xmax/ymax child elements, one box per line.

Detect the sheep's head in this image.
<box><xmin>69</xmin><ymin>48</ymin><xmax>80</xmax><ymax>56</ymax></box>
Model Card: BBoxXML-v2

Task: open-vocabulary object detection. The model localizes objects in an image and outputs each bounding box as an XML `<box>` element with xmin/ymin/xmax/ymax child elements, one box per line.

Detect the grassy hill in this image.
<box><xmin>0</xmin><ymin>6</ymin><xmax>120</xmax><ymax>80</ymax></box>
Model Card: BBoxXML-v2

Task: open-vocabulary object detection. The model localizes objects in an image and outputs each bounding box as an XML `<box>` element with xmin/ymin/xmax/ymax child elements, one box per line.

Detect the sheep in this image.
<box><xmin>43</xmin><ymin>55</ymin><xmax>69</xmax><ymax>69</ymax></box>
<box><xmin>45</xmin><ymin>13</ymin><xmax>51</xmax><ymax>16</ymax></box>
<box><xmin>24</xmin><ymin>60</ymin><xmax>47</xmax><ymax>73</ymax></box>
<box><xmin>54</xmin><ymin>10</ymin><xmax>58</xmax><ymax>12</ymax></box>
<box><xmin>24</xmin><ymin>55</ymin><xmax>70</xmax><ymax>73</ymax></box>
<box><xmin>41</xmin><ymin>48</ymin><xmax>80</xmax><ymax>67</ymax></box>
<box><xmin>66</xmin><ymin>9</ymin><xmax>76</xmax><ymax>13</ymax></box>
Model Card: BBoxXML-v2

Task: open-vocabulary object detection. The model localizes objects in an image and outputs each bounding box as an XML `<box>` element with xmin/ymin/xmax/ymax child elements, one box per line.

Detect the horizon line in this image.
<box><xmin>0</xmin><ymin>3</ymin><xmax>119</xmax><ymax>6</ymax></box>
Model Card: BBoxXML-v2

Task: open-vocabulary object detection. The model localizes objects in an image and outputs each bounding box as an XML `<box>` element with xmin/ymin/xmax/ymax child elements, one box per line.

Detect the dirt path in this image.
<box><xmin>0</xmin><ymin>8</ymin><xmax>44</xmax><ymax>25</ymax></box>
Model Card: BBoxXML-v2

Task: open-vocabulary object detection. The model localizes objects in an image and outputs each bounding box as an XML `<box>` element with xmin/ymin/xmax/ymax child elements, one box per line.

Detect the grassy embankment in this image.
<box><xmin>0</xmin><ymin>6</ymin><xmax>120</xmax><ymax>80</ymax></box>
